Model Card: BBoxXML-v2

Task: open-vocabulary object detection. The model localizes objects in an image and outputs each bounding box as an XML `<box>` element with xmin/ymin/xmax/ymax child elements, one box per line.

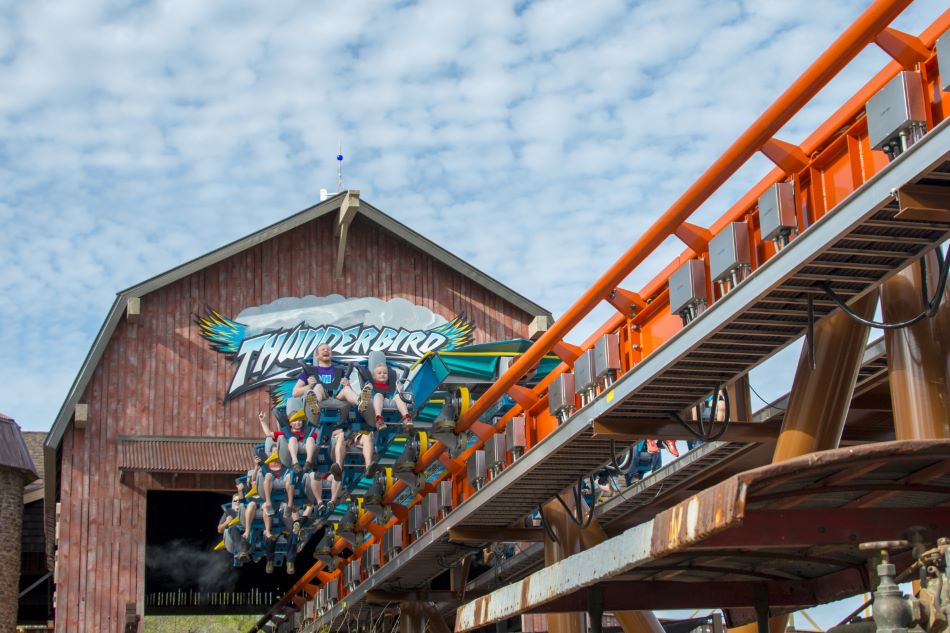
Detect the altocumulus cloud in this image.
<box><xmin>0</xmin><ymin>0</ymin><xmax>945</xmax><ymax>430</ymax></box>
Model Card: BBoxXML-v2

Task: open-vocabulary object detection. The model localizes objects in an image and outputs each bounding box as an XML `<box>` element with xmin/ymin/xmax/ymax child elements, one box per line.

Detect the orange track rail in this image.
<box><xmin>255</xmin><ymin>2</ymin><xmax>950</xmax><ymax>626</ymax></box>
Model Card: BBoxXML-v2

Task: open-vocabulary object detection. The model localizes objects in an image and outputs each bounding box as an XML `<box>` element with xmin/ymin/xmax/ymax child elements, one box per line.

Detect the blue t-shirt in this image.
<box><xmin>298</xmin><ymin>366</ymin><xmax>337</xmax><ymax>386</ymax></box>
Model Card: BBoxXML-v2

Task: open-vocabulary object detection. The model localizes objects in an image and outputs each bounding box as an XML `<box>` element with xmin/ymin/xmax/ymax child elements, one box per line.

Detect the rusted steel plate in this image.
<box><xmin>455</xmin><ymin>440</ymin><xmax>950</xmax><ymax>631</ymax></box>
<box><xmin>455</xmin><ymin>483</ymin><xmax>747</xmax><ymax>632</ymax></box>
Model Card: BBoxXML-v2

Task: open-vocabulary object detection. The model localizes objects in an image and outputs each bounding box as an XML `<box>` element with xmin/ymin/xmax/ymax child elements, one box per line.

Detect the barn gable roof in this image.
<box><xmin>45</xmin><ymin>192</ymin><xmax>549</xmax><ymax>453</ymax></box>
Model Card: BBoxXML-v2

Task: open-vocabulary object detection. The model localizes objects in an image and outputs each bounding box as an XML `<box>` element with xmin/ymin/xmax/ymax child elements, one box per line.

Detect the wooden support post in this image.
<box><xmin>74</xmin><ymin>403</ymin><xmax>89</xmax><ymax>430</ymax></box>
<box><xmin>126</xmin><ymin>297</ymin><xmax>140</xmax><ymax>323</ymax></box>
<box><xmin>335</xmin><ymin>189</ymin><xmax>360</xmax><ymax>278</ymax></box>
<box><xmin>528</xmin><ymin>315</ymin><xmax>553</xmax><ymax>341</ymax></box>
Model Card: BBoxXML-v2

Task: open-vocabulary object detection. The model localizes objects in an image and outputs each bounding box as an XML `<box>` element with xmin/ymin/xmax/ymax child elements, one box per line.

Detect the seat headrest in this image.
<box><xmin>367</xmin><ymin>350</ymin><xmax>388</xmax><ymax>371</ymax></box>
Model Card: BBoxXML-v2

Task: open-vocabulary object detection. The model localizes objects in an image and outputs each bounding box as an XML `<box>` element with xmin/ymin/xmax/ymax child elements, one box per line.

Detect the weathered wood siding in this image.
<box><xmin>55</xmin><ymin>213</ymin><xmax>537</xmax><ymax>631</ymax></box>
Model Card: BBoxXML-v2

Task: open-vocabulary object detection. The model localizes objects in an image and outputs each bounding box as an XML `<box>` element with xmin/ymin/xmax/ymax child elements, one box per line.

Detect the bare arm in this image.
<box><xmin>257</xmin><ymin>411</ymin><xmax>273</xmax><ymax>436</ymax></box>
<box><xmin>292</xmin><ymin>377</ymin><xmax>316</xmax><ymax>397</ymax></box>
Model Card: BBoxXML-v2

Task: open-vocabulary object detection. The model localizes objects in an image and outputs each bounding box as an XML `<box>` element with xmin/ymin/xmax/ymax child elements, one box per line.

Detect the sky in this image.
<box><xmin>0</xmin><ymin>0</ymin><xmax>944</xmax><ymax>442</ymax></box>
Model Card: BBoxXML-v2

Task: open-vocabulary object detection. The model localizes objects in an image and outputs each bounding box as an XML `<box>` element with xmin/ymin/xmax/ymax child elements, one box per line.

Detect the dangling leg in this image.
<box><xmin>284</xmin><ymin>471</ymin><xmax>295</xmax><ymax>512</ymax></box>
<box><xmin>242</xmin><ymin>501</ymin><xmax>257</xmax><ymax>541</ymax></box>
<box><xmin>392</xmin><ymin>395</ymin><xmax>412</xmax><ymax>431</ymax></box>
<box><xmin>263</xmin><ymin>473</ymin><xmax>275</xmax><ymax>516</ymax></box>
<box><xmin>330</xmin><ymin>429</ymin><xmax>344</xmax><ymax>481</ymax></box>
<box><xmin>287</xmin><ymin>435</ymin><xmax>302</xmax><ymax>472</ymax></box>
<box><xmin>373</xmin><ymin>393</ymin><xmax>386</xmax><ymax>430</ymax></box>
<box><xmin>304</xmin><ymin>435</ymin><xmax>317</xmax><ymax>472</ymax></box>
<box><xmin>263</xmin><ymin>505</ymin><xmax>274</xmax><ymax>540</ymax></box>
<box><xmin>361</xmin><ymin>433</ymin><xmax>376</xmax><ymax>476</ymax></box>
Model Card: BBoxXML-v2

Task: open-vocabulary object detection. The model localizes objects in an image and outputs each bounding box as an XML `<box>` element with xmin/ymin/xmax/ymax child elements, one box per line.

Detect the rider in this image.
<box><xmin>370</xmin><ymin>357</ymin><xmax>413</xmax><ymax>432</ymax></box>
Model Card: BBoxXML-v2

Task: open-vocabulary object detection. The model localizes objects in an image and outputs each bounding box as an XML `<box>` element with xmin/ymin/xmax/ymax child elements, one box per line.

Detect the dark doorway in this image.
<box><xmin>144</xmin><ymin>490</ymin><xmax>315</xmax><ymax>615</ymax></box>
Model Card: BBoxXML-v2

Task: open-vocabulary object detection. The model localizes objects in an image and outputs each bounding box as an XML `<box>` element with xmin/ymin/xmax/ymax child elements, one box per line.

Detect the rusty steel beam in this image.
<box><xmin>593</xmin><ymin>418</ymin><xmax>893</xmax><ymax>443</ymax></box>
<box><xmin>449</xmin><ymin>528</ymin><xmax>546</xmax><ymax>544</ymax></box>
<box><xmin>456</xmin><ymin>482</ymin><xmax>745</xmax><ymax>631</ymax></box>
<box><xmin>698</xmin><ymin>508</ymin><xmax>950</xmax><ymax>549</ymax></box>
<box><xmin>896</xmin><ymin>183</ymin><xmax>950</xmax><ymax>222</ymax></box>
<box><xmin>534</xmin><ymin>580</ymin><xmax>819</xmax><ymax>612</ymax></box>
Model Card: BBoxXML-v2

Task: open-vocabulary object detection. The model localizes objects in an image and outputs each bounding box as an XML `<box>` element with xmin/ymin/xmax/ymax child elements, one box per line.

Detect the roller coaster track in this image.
<box><xmin>251</xmin><ymin>3</ymin><xmax>950</xmax><ymax>630</ymax></box>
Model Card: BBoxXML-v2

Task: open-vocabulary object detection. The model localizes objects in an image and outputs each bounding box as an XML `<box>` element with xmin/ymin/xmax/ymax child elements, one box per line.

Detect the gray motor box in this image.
<box><xmin>383</xmin><ymin>524</ymin><xmax>404</xmax><ymax>557</ymax></box>
<box><xmin>574</xmin><ymin>349</ymin><xmax>596</xmax><ymax>392</ymax></box>
<box><xmin>594</xmin><ymin>333</ymin><xmax>621</xmax><ymax>378</ymax></box>
<box><xmin>547</xmin><ymin>373</ymin><xmax>576</xmax><ymax>417</ymax></box>
<box><xmin>669</xmin><ymin>259</ymin><xmax>707</xmax><ymax>315</ymax></box>
<box><xmin>363</xmin><ymin>543</ymin><xmax>380</xmax><ymax>575</ymax></box>
<box><xmin>758</xmin><ymin>182</ymin><xmax>797</xmax><ymax>242</ymax></box>
<box><xmin>866</xmin><ymin>71</ymin><xmax>927</xmax><ymax>151</ymax></box>
<box><xmin>709</xmin><ymin>222</ymin><xmax>752</xmax><ymax>283</ymax></box>
<box><xmin>345</xmin><ymin>560</ymin><xmax>361</xmax><ymax>589</ymax></box>
<box><xmin>467</xmin><ymin>449</ymin><xmax>487</xmax><ymax>486</ymax></box>
<box><xmin>939</xmin><ymin>32</ymin><xmax>950</xmax><ymax>92</ymax></box>
<box><xmin>438</xmin><ymin>479</ymin><xmax>454</xmax><ymax>512</ymax></box>
<box><xmin>506</xmin><ymin>415</ymin><xmax>527</xmax><ymax>455</ymax></box>
<box><xmin>409</xmin><ymin>504</ymin><xmax>424</xmax><ymax>535</ymax></box>
<box><xmin>423</xmin><ymin>492</ymin><xmax>439</xmax><ymax>525</ymax></box>
<box><xmin>485</xmin><ymin>433</ymin><xmax>508</xmax><ymax>472</ymax></box>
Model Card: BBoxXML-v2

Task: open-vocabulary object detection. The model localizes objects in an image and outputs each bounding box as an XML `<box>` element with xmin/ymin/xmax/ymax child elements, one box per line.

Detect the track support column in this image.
<box><xmin>730</xmin><ymin>292</ymin><xmax>876</xmax><ymax>633</ymax></box>
<box><xmin>772</xmin><ymin>292</ymin><xmax>877</xmax><ymax>461</ymax></box>
<box><xmin>881</xmin><ymin>257</ymin><xmax>950</xmax><ymax>440</ymax></box>
<box><xmin>399</xmin><ymin>601</ymin><xmax>425</xmax><ymax>633</ymax></box>
<box><xmin>542</xmin><ymin>499</ymin><xmax>665</xmax><ymax>633</ymax></box>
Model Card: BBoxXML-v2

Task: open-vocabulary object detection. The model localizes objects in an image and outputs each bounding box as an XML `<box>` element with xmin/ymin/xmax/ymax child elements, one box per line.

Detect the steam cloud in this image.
<box><xmin>146</xmin><ymin>539</ymin><xmax>238</xmax><ymax>591</ymax></box>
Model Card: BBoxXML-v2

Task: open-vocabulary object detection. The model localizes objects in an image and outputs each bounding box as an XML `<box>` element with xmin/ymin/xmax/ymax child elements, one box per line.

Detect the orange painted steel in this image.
<box><xmin>255</xmin><ymin>4</ymin><xmax>950</xmax><ymax>628</ymax></box>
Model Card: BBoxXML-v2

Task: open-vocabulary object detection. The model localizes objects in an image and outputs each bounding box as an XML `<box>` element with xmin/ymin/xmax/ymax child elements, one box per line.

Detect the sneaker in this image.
<box><xmin>375</xmin><ymin>415</ymin><xmax>386</xmax><ymax>431</ymax></box>
<box><xmin>293</xmin><ymin>521</ymin><xmax>302</xmax><ymax>537</ymax></box>
<box><xmin>286</xmin><ymin>561</ymin><xmax>295</xmax><ymax>574</ymax></box>
<box><xmin>365</xmin><ymin>462</ymin><xmax>380</xmax><ymax>478</ymax></box>
<box><xmin>264</xmin><ymin>503</ymin><xmax>276</xmax><ymax>517</ymax></box>
<box><xmin>265</xmin><ymin>560</ymin><xmax>274</xmax><ymax>574</ymax></box>
<box><xmin>646</xmin><ymin>439</ymin><xmax>659</xmax><ymax>454</ymax></box>
<box><xmin>358</xmin><ymin>384</ymin><xmax>372</xmax><ymax>412</ymax></box>
<box><xmin>330</xmin><ymin>463</ymin><xmax>343</xmax><ymax>481</ymax></box>
<box><xmin>663</xmin><ymin>440</ymin><xmax>680</xmax><ymax>457</ymax></box>
<box><xmin>305</xmin><ymin>391</ymin><xmax>320</xmax><ymax>419</ymax></box>
<box><xmin>236</xmin><ymin>551</ymin><xmax>251</xmax><ymax>564</ymax></box>
<box><xmin>303</xmin><ymin>460</ymin><xmax>314</xmax><ymax>473</ymax></box>
<box><xmin>402</xmin><ymin>414</ymin><xmax>414</xmax><ymax>432</ymax></box>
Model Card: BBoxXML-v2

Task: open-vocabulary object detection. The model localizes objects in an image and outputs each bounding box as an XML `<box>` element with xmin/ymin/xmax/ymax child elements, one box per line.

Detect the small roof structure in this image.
<box><xmin>22</xmin><ymin>432</ymin><xmax>45</xmax><ymax>503</ymax></box>
<box><xmin>0</xmin><ymin>413</ymin><xmax>39</xmax><ymax>485</ymax></box>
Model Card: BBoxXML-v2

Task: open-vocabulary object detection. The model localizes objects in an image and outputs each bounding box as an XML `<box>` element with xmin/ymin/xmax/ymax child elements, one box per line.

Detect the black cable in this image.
<box><xmin>609</xmin><ymin>439</ymin><xmax>622</xmax><ymax>474</ymax></box>
<box><xmin>749</xmin><ymin>382</ymin><xmax>785</xmax><ymax>411</ymax></box>
<box><xmin>671</xmin><ymin>384</ymin><xmax>732</xmax><ymax>441</ymax></box>
<box><xmin>818</xmin><ymin>245</ymin><xmax>950</xmax><ymax>330</ymax></box>
<box><xmin>537</xmin><ymin>505</ymin><xmax>557</xmax><ymax>544</ymax></box>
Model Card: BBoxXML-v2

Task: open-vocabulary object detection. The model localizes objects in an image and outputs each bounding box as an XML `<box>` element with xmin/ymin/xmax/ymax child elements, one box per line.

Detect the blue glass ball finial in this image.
<box><xmin>337</xmin><ymin>154</ymin><xmax>343</xmax><ymax>161</ymax></box>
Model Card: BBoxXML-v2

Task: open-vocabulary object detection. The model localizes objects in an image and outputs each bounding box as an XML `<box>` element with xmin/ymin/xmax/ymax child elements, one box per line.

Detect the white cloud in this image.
<box><xmin>0</xmin><ymin>0</ymin><xmax>946</xmax><ymax>430</ymax></box>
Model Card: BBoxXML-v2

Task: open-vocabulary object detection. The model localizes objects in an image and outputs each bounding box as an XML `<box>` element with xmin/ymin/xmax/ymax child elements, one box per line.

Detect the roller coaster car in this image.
<box><xmin>313</xmin><ymin>529</ymin><xmax>336</xmax><ymax>568</ymax></box>
<box><xmin>337</xmin><ymin>506</ymin><xmax>361</xmax><ymax>547</ymax></box>
<box><xmin>362</xmin><ymin>476</ymin><xmax>387</xmax><ymax>516</ymax></box>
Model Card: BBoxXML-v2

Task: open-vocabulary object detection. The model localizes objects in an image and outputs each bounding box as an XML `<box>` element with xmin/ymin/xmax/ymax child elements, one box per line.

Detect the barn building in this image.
<box><xmin>42</xmin><ymin>191</ymin><xmax>550</xmax><ymax>632</ymax></box>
